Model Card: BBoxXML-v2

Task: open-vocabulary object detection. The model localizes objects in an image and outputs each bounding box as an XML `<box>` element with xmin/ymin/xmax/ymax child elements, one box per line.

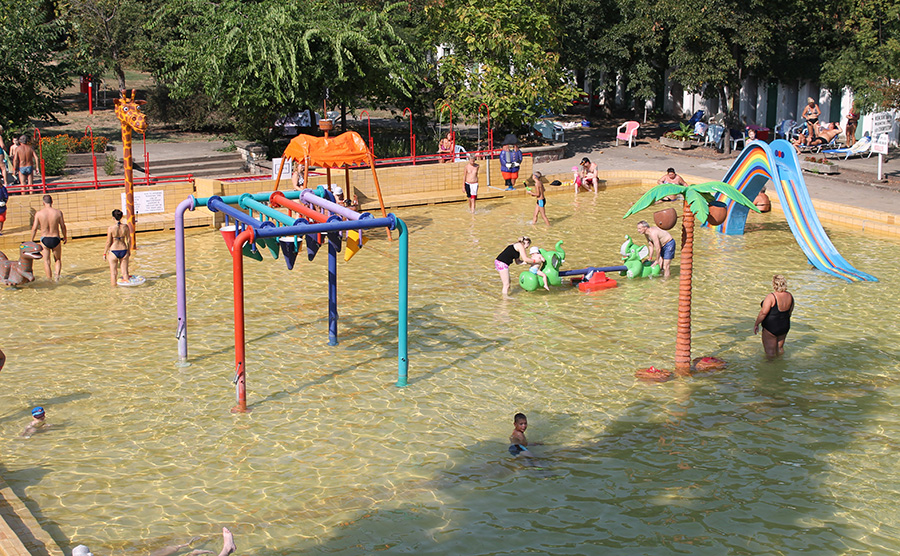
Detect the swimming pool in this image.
<box><xmin>1</xmin><ymin>187</ymin><xmax>898</xmax><ymax>555</ymax></box>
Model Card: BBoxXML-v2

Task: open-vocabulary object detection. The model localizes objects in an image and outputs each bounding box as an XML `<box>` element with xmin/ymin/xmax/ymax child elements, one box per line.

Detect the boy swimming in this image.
<box><xmin>22</xmin><ymin>406</ymin><xmax>50</xmax><ymax>438</ymax></box>
<box><xmin>509</xmin><ymin>413</ymin><xmax>532</xmax><ymax>456</ymax></box>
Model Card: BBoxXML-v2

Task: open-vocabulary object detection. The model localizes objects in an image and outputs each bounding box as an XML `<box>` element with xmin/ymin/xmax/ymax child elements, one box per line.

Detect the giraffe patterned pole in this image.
<box><xmin>115</xmin><ymin>90</ymin><xmax>148</xmax><ymax>249</ymax></box>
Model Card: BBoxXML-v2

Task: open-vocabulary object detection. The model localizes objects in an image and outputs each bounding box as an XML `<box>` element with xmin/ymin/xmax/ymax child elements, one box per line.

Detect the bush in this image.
<box><xmin>104</xmin><ymin>153</ymin><xmax>117</xmax><ymax>176</ymax></box>
<box><xmin>39</xmin><ymin>136</ymin><xmax>68</xmax><ymax>175</ymax></box>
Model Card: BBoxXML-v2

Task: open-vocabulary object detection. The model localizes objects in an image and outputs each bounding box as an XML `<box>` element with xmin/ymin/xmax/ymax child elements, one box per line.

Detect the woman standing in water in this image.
<box><xmin>754</xmin><ymin>274</ymin><xmax>795</xmax><ymax>357</ymax></box>
<box><xmin>494</xmin><ymin>237</ymin><xmax>536</xmax><ymax>297</ymax></box>
<box><xmin>103</xmin><ymin>209</ymin><xmax>131</xmax><ymax>286</ymax></box>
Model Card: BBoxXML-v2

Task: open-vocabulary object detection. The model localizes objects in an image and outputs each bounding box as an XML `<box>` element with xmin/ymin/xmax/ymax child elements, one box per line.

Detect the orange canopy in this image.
<box><xmin>282</xmin><ymin>131</ymin><xmax>370</xmax><ymax>168</ymax></box>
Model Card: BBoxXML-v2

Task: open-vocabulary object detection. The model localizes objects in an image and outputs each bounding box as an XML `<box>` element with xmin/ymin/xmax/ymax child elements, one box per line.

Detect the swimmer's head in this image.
<box><xmin>518</xmin><ymin>236</ymin><xmax>531</xmax><ymax>247</ymax></box>
<box><xmin>529</xmin><ymin>247</ymin><xmax>540</xmax><ymax>255</ymax></box>
<box><xmin>513</xmin><ymin>413</ymin><xmax>527</xmax><ymax>429</ymax></box>
<box><xmin>72</xmin><ymin>545</ymin><xmax>93</xmax><ymax>556</ymax></box>
<box><xmin>32</xmin><ymin>407</ymin><xmax>45</xmax><ymax>419</ymax></box>
<box><xmin>112</xmin><ymin>209</ymin><xmax>123</xmax><ymax>221</ymax></box>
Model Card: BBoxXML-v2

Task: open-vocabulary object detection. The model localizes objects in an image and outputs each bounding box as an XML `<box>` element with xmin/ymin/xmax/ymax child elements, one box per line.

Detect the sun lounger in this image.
<box><xmin>822</xmin><ymin>135</ymin><xmax>873</xmax><ymax>160</ymax></box>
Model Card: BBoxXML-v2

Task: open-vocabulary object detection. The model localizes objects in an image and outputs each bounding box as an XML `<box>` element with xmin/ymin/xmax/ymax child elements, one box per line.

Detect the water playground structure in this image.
<box><xmin>619</xmin><ymin>236</ymin><xmax>662</xmax><ymax>278</ymax></box>
<box><xmin>0</xmin><ymin>241</ymin><xmax>42</xmax><ymax>286</ymax></box>
<box><xmin>710</xmin><ymin>138</ymin><xmax>878</xmax><ymax>282</ymax></box>
<box><xmin>518</xmin><ymin>240</ymin><xmax>627</xmax><ymax>293</ymax></box>
<box><xmin>175</xmin><ymin>131</ymin><xmax>409</xmax><ymax>413</ymax></box>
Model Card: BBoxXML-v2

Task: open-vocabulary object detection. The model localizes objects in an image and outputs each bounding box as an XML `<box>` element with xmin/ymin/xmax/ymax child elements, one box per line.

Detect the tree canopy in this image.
<box><xmin>0</xmin><ymin>0</ymin><xmax>73</xmax><ymax>129</ymax></box>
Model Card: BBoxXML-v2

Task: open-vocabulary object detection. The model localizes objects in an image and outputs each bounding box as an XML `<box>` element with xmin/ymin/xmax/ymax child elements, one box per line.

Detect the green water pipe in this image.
<box><xmin>193</xmin><ymin>190</ymin><xmax>302</xmax><ymax>208</ymax></box>
<box><xmin>238</xmin><ymin>194</ymin><xmax>298</xmax><ymax>226</ymax></box>
<box><xmin>397</xmin><ymin>217</ymin><xmax>408</xmax><ymax>387</ymax></box>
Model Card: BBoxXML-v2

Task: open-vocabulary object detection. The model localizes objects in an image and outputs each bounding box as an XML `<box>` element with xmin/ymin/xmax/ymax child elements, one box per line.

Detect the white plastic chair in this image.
<box><xmin>730</xmin><ymin>129</ymin><xmax>746</xmax><ymax>151</ymax></box>
<box><xmin>616</xmin><ymin>121</ymin><xmax>640</xmax><ymax>147</ymax></box>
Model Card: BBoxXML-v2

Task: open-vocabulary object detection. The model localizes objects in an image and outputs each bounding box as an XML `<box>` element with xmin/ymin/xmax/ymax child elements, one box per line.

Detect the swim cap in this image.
<box><xmin>32</xmin><ymin>407</ymin><xmax>45</xmax><ymax>417</ymax></box>
<box><xmin>72</xmin><ymin>545</ymin><xmax>93</xmax><ymax>556</ymax></box>
<box><xmin>529</xmin><ymin>247</ymin><xmax>540</xmax><ymax>254</ymax></box>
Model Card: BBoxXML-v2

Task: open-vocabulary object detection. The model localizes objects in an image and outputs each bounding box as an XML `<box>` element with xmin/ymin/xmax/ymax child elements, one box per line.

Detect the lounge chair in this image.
<box><xmin>822</xmin><ymin>134</ymin><xmax>873</xmax><ymax>160</ymax></box>
<box><xmin>533</xmin><ymin>120</ymin><xmax>564</xmax><ymax>142</ymax></box>
<box><xmin>616</xmin><ymin>121</ymin><xmax>640</xmax><ymax>147</ymax></box>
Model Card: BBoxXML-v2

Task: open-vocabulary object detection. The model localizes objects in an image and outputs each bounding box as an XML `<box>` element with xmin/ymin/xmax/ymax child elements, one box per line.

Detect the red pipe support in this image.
<box><xmin>231</xmin><ymin>227</ymin><xmax>254</xmax><ymax>413</ymax></box>
<box><xmin>268</xmin><ymin>191</ymin><xmax>327</xmax><ymax>223</ymax></box>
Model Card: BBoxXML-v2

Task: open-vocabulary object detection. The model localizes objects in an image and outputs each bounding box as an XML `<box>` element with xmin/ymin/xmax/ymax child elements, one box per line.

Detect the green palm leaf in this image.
<box><xmin>684</xmin><ymin>188</ymin><xmax>710</xmax><ymax>223</ymax></box>
<box><xmin>623</xmin><ymin>184</ymin><xmax>687</xmax><ymax>218</ymax></box>
<box><xmin>692</xmin><ymin>181</ymin><xmax>760</xmax><ymax>212</ymax></box>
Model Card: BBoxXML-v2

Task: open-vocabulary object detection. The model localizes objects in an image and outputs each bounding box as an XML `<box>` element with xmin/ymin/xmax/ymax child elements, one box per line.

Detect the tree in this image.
<box><xmin>59</xmin><ymin>0</ymin><xmax>152</xmax><ymax>91</ymax></box>
<box><xmin>822</xmin><ymin>0</ymin><xmax>900</xmax><ymax>110</ymax></box>
<box><xmin>0</xmin><ymin>0</ymin><xmax>74</xmax><ymax>129</ymax></box>
<box><xmin>427</xmin><ymin>0</ymin><xmax>578</xmax><ymax>131</ymax></box>
<box><xmin>623</xmin><ymin>182</ymin><xmax>759</xmax><ymax>376</ymax></box>
<box><xmin>149</xmin><ymin>0</ymin><xmax>426</xmax><ymax>140</ymax></box>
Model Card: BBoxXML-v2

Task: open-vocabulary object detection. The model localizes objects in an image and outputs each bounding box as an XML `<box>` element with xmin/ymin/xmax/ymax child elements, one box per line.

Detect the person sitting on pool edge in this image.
<box><xmin>22</xmin><ymin>406</ymin><xmax>50</xmax><ymax>438</ymax></box>
<box><xmin>509</xmin><ymin>413</ymin><xmax>533</xmax><ymax>457</ymax></box>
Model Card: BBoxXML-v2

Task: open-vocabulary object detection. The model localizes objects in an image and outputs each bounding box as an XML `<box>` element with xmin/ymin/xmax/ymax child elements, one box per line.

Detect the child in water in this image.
<box><xmin>22</xmin><ymin>406</ymin><xmax>50</xmax><ymax>438</ymax></box>
<box><xmin>528</xmin><ymin>247</ymin><xmax>550</xmax><ymax>291</ymax></box>
<box><xmin>509</xmin><ymin>413</ymin><xmax>533</xmax><ymax>456</ymax></box>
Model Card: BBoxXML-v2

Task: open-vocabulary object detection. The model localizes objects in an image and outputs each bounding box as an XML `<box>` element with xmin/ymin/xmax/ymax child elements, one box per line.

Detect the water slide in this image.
<box><xmin>710</xmin><ymin>139</ymin><xmax>878</xmax><ymax>282</ymax></box>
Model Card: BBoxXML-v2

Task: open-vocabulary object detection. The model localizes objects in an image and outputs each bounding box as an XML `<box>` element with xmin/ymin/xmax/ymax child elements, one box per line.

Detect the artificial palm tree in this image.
<box><xmin>624</xmin><ymin>182</ymin><xmax>759</xmax><ymax>376</ymax></box>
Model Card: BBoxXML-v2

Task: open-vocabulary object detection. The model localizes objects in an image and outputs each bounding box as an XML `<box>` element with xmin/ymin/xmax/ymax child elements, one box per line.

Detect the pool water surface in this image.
<box><xmin>1</xmin><ymin>188</ymin><xmax>899</xmax><ymax>555</ymax></box>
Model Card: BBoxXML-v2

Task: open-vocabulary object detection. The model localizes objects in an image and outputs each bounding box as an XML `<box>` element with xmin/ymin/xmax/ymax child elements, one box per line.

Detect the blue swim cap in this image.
<box><xmin>32</xmin><ymin>406</ymin><xmax>45</xmax><ymax>417</ymax></box>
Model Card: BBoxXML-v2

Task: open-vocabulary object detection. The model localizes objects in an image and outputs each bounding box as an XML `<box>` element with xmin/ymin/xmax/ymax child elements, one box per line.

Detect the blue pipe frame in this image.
<box><xmin>204</xmin><ymin>195</ymin><xmax>409</xmax><ymax>387</ymax></box>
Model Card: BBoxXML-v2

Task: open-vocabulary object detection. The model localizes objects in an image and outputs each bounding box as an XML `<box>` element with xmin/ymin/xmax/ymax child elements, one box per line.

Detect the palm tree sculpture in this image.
<box><xmin>623</xmin><ymin>181</ymin><xmax>760</xmax><ymax>378</ymax></box>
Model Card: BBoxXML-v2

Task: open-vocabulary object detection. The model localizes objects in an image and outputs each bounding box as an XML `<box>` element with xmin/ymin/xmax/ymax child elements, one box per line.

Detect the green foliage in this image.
<box><xmin>39</xmin><ymin>137</ymin><xmax>68</xmax><ymax>176</ymax></box>
<box><xmin>148</xmin><ymin>0</ymin><xmax>426</xmax><ymax>141</ymax></box>
<box><xmin>624</xmin><ymin>181</ymin><xmax>758</xmax><ymax>224</ymax></box>
<box><xmin>427</xmin><ymin>0</ymin><xmax>579</xmax><ymax>131</ymax></box>
<box><xmin>41</xmin><ymin>134</ymin><xmax>109</xmax><ymax>153</ymax></box>
<box><xmin>59</xmin><ymin>0</ymin><xmax>153</xmax><ymax>90</ymax></box>
<box><xmin>664</xmin><ymin>123</ymin><xmax>693</xmax><ymax>140</ymax></box>
<box><xmin>104</xmin><ymin>153</ymin><xmax>117</xmax><ymax>175</ymax></box>
<box><xmin>0</xmin><ymin>0</ymin><xmax>74</xmax><ymax>129</ymax></box>
<box><xmin>822</xmin><ymin>0</ymin><xmax>900</xmax><ymax>110</ymax></box>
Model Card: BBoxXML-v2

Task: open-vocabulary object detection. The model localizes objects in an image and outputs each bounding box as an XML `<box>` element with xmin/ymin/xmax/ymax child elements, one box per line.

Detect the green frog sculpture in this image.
<box><xmin>620</xmin><ymin>235</ymin><xmax>661</xmax><ymax>278</ymax></box>
<box><xmin>519</xmin><ymin>240</ymin><xmax>566</xmax><ymax>291</ymax></box>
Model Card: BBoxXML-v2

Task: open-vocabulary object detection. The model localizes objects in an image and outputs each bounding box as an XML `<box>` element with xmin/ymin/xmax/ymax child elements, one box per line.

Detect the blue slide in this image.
<box><xmin>710</xmin><ymin>139</ymin><xmax>877</xmax><ymax>282</ymax></box>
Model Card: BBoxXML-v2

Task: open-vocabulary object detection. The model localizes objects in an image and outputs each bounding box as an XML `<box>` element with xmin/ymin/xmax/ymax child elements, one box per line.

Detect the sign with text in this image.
<box><xmin>121</xmin><ymin>190</ymin><xmax>165</xmax><ymax>215</ymax></box>
<box><xmin>271</xmin><ymin>157</ymin><xmax>292</xmax><ymax>180</ymax></box>
<box><xmin>872</xmin><ymin>133</ymin><xmax>890</xmax><ymax>155</ymax></box>
<box><xmin>872</xmin><ymin>112</ymin><xmax>893</xmax><ymax>136</ymax></box>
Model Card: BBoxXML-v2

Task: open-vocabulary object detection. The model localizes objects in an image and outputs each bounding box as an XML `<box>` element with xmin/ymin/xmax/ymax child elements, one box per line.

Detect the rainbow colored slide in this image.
<box><xmin>709</xmin><ymin>139</ymin><xmax>877</xmax><ymax>282</ymax></box>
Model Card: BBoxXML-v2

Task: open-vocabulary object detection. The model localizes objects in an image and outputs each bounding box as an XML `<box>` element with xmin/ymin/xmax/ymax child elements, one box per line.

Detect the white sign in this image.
<box><xmin>872</xmin><ymin>112</ymin><xmax>893</xmax><ymax>136</ymax></box>
<box><xmin>271</xmin><ymin>158</ymin><xmax>292</xmax><ymax>180</ymax></box>
<box><xmin>121</xmin><ymin>190</ymin><xmax>165</xmax><ymax>215</ymax></box>
<box><xmin>872</xmin><ymin>133</ymin><xmax>890</xmax><ymax>155</ymax></box>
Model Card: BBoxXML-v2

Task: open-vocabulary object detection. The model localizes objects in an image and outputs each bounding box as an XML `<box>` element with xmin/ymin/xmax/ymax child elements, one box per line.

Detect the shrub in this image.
<box><xmin>104</xmin><ymin>153</ymin><xmax>117</xmax><ymax>176</ymax></box>
<box><xmin>39</xmin><ymin>136</ymin><xmax>68</xmax><ymax>175</ymax></box>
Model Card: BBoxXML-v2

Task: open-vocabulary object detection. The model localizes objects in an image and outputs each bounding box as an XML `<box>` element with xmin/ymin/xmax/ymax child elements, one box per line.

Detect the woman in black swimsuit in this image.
<box><xmin>103</xmin><ymin>209</ymin><xmax>131</xmax><ymax>286</ymax></box>
<box><xmin>494</xmin><ymin>237</ymin><xmax>535</xmax><ymax>297</ymax></box>
<box><xmin>754</xmin><ymin>274</ymin><xmax>794</xmax><ymax>357</ymax></box>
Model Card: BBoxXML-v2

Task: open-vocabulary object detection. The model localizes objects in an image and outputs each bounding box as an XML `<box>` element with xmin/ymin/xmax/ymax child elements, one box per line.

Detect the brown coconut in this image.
<box><xmin>653</xmin><ymin>208</ymin><xmax>678</xmax><ymax>230</ymax></box>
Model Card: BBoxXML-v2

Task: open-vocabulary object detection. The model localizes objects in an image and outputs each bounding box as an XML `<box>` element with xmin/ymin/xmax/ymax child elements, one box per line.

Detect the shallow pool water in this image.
<box><xmin>1</xmin><ymin>188</ymin><xmax>899</xmax><ymax>555</ymax></box>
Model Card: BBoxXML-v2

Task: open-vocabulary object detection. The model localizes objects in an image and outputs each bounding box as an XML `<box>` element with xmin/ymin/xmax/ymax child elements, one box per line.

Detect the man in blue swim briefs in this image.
<box><xmin>12</xmin><ymin>135</ymin><xmax>39</xmax><ymax>191</ymax></box>
<box><xmin>637</xmin><ymin>220</ymin><xmax>675</xmax><ymax>277</ymax></box>
<box><xmin>30</xmin><ymin>195</ymin><xmax>67</xmax><ymax>281</ymax></box>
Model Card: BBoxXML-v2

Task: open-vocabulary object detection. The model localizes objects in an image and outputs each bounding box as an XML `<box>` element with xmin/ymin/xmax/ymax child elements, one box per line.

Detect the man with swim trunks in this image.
<box><xmin>637</xmin><ymin>220</ymin><xmax>675</xmax><ymax>277</ymax></box>
<box><xmin>463</xmin><ymin>154</ymin><xmax>479</xmax><ymax>213</ymax></box>
<box><xmin>30</xmin><ymin>194</ymin><xmax>67</xmax><ymax>281</ymax></box>
<box><xmin>12</xmin><ymin>135</ymin><xmax>39</xmax><ymax>192</ymax></box>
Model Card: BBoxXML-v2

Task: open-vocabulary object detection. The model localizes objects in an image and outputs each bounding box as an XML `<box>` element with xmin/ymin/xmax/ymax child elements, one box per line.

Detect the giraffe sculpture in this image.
<box><xmin>114</xmin><ymin>89</ymin><xmax>148</xmax><ymax>250</ymax></box>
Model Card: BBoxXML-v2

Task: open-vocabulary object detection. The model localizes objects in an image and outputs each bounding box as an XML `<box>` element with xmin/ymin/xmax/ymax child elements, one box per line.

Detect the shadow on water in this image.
<box><xmin>252</xmin><ymin>304</ymin><xmax>507</xmax><ymax>407</ymax></box>
<box><xmin>252</xmin><ymin>338</ymin><xmax>892</xmax><ymax>555</ymax></box>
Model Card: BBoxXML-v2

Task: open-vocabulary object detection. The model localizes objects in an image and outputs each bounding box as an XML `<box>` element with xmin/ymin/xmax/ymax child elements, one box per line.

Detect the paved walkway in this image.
<box><xmin>533</xmin><ymin>128</ymin><xmax>900</xmax><ymax>216</ymax></box>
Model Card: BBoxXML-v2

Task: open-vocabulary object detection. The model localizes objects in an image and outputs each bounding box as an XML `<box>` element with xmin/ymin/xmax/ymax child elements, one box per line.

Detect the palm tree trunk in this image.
<box><xmin>675</xmin><ymin>201</ymin><xmax>694</xmax><ymax>375</ymax></box>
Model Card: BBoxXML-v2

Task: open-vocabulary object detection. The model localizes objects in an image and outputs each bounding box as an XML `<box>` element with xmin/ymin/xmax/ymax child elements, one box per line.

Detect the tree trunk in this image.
<box><xmin>675</xmin><ymin>201</ymin><xmax>694</xmax><ymax>375</ymax></box>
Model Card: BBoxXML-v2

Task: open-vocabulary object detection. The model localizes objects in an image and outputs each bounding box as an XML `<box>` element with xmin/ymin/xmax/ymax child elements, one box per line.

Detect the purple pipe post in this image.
<box><xmin>175</xmin><ymin>196</ymin><xmax>195</xmax><ymax>364</ymax></box>
<box><xmin>300</xmin><ymin>188</ymin><xmax>360</xmax><ymax>221</ymax></box>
